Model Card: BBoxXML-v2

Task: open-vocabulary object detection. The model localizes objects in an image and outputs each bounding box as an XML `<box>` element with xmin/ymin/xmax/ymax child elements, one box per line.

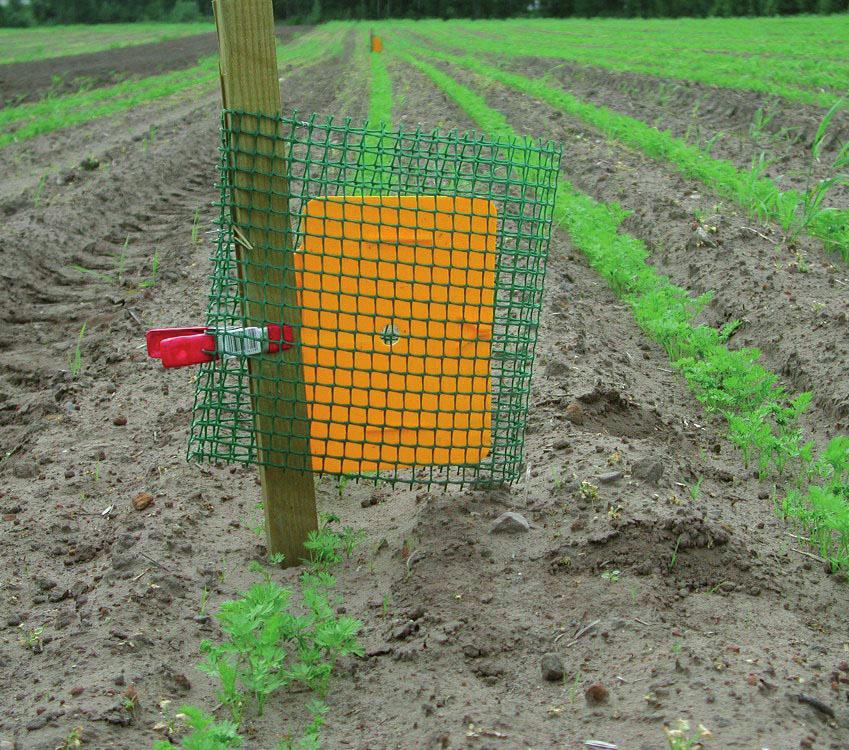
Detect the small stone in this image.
<box><xmin>114</xmin><ymin>674</ymin><xmax>125</xmax><ymax>686</ymax></box>
<box><xmin>1</xmin><ymin>739</ymin><xmax>17</xmax><ymax>750</ymax></box>
<box><xmin>392</xmin><ymin>620</ymin><xmax>419</xmax><ymax>640</ymax></box>
<box><xmin>54</xmin><ymin>610</ymin><xmax>74</xmax><ymax>630</ymax></box>
<box><xmin>132</xmin><ymin>492</ymin><xmax>153</xmax><ymax>511</ymax></box>
<box><xmin>541</xmin><ymin>652</ymin><xmax>564</xmax><ymax>682</ymax></box>
<box><xmin>408</xmin><ymin>605</ymin><xmax>426</xmax><ymax>621</ymax></box>
<box><xmin>70</xmin><ymin>686</ymin><xmax>84</xmax><ymax>697</ymax></box>
<box><xmin>552</xmin><ymin>438</ymin><xmax>571</xmax><ymax>450</ymax></box>
<box><xmin>490</xmin><ymin>511</ymin><xmax>530</xmax><ymax>534</ymax></box>
<box><xmin>565</xmin><ymin>401</ymin><xmax>584</xmax><ymax>425</ymax></box>
<box><xmin>112</xmin><ymin>415</ymin><xmax>128</xmax><ymax>426</ymax></box>
<box><xmin>173</xmin><ymin>673</ymin><xmax>191</xmax><ymax>691</ymax></box>
<box><xmin>687</xmin><ymin>226</ymin><xmax>717</xmax><ymax>250</ymax></box>
<box><xmin>632</xmin><ymin>457</ymin><xmax>664</xmax><ymax>485</ymax></box>
<box><xmin>7</xmin><ymin>613</ymin><xmax>22</xmax><ymax>627</ymax></box>
<box><xmin>585</xmin><ymin>682</ymin><xmax>609</xmax><ymax>704</ymax></box>
<box><xmin>597</xmin><ymin>471</ymin><xmax>623</xmax><ymax>484</ymax></box>
<box><xmin>26</xmin><ymin>715</ymin><xmax>48</xmax><ymax>731</ymax></box>
<box><xmin>36</xmin><ymin>578</ymin><xmax>58</xmax><ymax>592</ymax></box>
<box><xmin>12</xmin><ymin>461</ymin><xmax>38</xmax><ymax>479</ymax></box>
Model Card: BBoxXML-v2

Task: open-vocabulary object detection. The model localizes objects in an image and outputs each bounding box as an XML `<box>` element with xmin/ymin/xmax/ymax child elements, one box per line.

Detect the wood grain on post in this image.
<box><xmin>213</xmin><ymin>0</ymin><xmax>317</xmax><ymax>566</ymax></box>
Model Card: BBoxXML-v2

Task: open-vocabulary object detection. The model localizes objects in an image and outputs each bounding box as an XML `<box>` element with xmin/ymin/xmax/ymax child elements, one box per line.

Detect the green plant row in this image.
<box><xmin>0</xmin><ymin>28</ymin><xmax>345</xmax><ymax>149</ymax></box>
<box><xmin>404</xmin><ymin>19</ymin><xmax>849</xmax><ymax>110</ymax></box>
<box><xmin>394</xmin><ymin>48</ymin><xmax>849</xmax><ymax>571</ymax></box>
<box><xmin>397</xmin><ymin>37</ymin><xmax>849</xmax><ymax>263</ymax></box>
<box><xmin>0</xmin><ymin>21</ymin><xmax>213</xmax><ymax>65</ymax></box>
<box><xmin>475</xmin><ymin>23</ymin><xmax>849</xmax><ymax>98</ymax></box>
<box><xmin>155</xmin><ymin>518</ymin><xmax>365</xmax><ymax>750</ymax></box>
<box><xmin>368</xmin><ymin>47</ymin><xmax>393</xmax><ymax>127</ymax></box>
<box><xmin>153</xmin><ymin>36</ymin><xmax>377</xmax><ymax>749</ymax></box>
<box><xmin>501</xmin><ymin>17</ymin><xmax>849</xmax><ymax>62</ymax></box>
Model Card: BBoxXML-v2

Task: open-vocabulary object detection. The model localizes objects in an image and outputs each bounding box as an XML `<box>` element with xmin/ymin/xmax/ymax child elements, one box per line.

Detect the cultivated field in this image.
<box><xmin>1</xmin><ymin>15</ymin><xmax>848</xmax><ymax>750</ymax></box>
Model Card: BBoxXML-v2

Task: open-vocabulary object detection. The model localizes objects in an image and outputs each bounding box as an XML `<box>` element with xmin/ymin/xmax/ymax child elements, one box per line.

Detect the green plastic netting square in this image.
<box><xmin>188</xmin><ymin>111</ymin><xmax>561</xmax><ymax>488</ymax></box>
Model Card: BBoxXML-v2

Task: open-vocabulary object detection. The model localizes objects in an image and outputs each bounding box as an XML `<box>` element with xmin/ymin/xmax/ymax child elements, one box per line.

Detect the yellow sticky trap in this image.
<box><xmin>296</xmin><ymin>195</ymin><xmax>497</xmax><ymax>474</ymax></box>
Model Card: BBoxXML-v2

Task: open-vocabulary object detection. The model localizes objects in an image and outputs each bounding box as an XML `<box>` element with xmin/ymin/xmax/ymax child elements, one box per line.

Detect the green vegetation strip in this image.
<box><xmin>0</xmin><ymin>21</ymin><xmax>213</xmax><ymax>65</ymax></box>
<box><xmin>405</xmin><ymin>19</ymin><xmax>849</xmax><ymax>109</ymax></box>
<box><xmin>0</xmin><ymin>28</ymin><xmax>345</xmax><ymax>149</ymax></box>
<box><xmin>394</xmin><ymin>48</ymin><xmax>849</xmax><ymax>572</ymax></box>
<box><xmin>399</xmin><ymin>39</ymin><xmax>849</xmax><ymax>263</ymax></box>
<box><xmin>368</xmin><ymin>47</ymin><xmax>393</xmax><ymax>126</ymax></box>
<box><xmin>155</xmin><ymin>519</ymin><xmax>364</xmax><ymax>750</ymax></box>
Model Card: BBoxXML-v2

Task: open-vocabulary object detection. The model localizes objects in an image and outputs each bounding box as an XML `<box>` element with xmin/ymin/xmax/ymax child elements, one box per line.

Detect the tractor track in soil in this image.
<box><xmin>0</xmin><ymin>50</ymin><xmax>357</xmax><ymax>750</ymax></box>
<box><xmin>428</xmin><ymin>58</ymin><xmax>849</xmax><ymax>431</ymax></box>
<box><xmin>0</xmin><ymin>40</ymin><xmax>846</xmax><ymax>750</ymax></box>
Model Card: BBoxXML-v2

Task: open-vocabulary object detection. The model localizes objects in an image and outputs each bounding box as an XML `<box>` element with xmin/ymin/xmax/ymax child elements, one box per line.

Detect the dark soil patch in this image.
<box><xmin>0</xmin><ymin>26</ymin><xmax>304</xmax><ymax>107</ymax></box>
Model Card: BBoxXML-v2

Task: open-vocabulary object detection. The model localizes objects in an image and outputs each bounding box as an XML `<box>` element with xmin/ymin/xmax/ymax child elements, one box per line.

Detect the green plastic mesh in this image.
<box><xmin>188</xmin><ymin>111</ymin><xmax>561</xmax><ymax>488</ymax></box>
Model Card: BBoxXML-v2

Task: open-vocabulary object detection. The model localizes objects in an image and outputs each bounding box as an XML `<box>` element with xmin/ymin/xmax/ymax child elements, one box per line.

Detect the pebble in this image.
<box><xmin>132</xmin><ymin>492</ymin><xmax>154</xmax><ymax>511</ymax></box>
<box><xmin>597</xmin><ymin>470</ymin><xmax>623</xmax><ymax>484</ymax></box>
<box><xmin>552</xmin><ymin>438</ymin><xmax>571</xmax><ymax>450</ymax></box>
<box><xmin>687</xmin><ymin>226</ymin><xmax>717</xmax><ymax>250</ymax></box>
<box><xmin>25</xmin><ymin>716</ymin><xmax>48</xmax><ymax>731</ymax></box>
<box><xmin>632</xmin><ymin>457</ymin><xmax>664</xmax><ymax>485</ymax></box>
<box><xmin>565</xmin><ymin>401</ymin><xmax>584</xmax><ymax>425</ymax></box>
<box><xmin>392</xmin><ymin>620</ymin><xmax>419</xmax><ymax>640</ymax></box>
<box><xmin>541</xmin><ymin>652</ymin><xmax>565</xmax><ymax>682</ymax></box>
<box><xmin>112</xmin><ymin>415</ymin><xmax>128</xmax><ymax>426</ymax></box>
<box><xmin>585</xmin><ymin>683</ymin><xmax>609</xmax><ymax>704</ymax></box>
<box><xmin>0</xmin><ymin>739</ymin><xmax>16</xmax><ymax>750</ymax></box>
<box><xmin>11</xmin><ymin>461</ymin><xmax>38</xmax><ymax>479</ymax></box>
<box><xmin>490</xmin><ymin>511</ymin><xmax>530</xmax><ymax>534</ymax></box>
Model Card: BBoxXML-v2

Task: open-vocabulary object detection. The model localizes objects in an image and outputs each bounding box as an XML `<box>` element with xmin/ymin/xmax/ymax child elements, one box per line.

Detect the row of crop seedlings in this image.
<box><xmin>153</xmin><ymin>31</ymin><xmax>374</xmax><ymax>750</ymax></box>
<box><xmin>409</xmin><ymin>20</ymin><xmax>849</xmax><ymax>107</ymax></box>
<box><xmin>0</xmin><ymin>26</ymin><xmax>346</xmax><ymax>148</ymax></box>
<box><xmin>384</xmin><ymin>41</ymin><xmax>848</xmax><ymax>573</ymax></box>
<box><xmin>399</xmin><ymin>26</ymin><xmax>849</xmax><ymax>266</ymax></box>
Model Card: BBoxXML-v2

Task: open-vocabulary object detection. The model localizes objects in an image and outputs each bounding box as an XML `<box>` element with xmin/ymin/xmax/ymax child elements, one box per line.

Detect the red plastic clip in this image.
<box><xmin>146</xmin><ymin>324</ymin><xmax>293</xmax><ymax>368</ymax></box>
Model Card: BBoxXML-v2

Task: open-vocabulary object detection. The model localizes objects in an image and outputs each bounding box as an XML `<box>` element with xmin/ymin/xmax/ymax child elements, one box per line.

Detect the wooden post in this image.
<box><xmin>213</xmin><ymin>0</ymin><xmax>317</xmax><ymax>566</ymax></box>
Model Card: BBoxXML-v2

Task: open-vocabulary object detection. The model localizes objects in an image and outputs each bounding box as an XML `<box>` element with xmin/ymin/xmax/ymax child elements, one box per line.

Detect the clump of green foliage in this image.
<box><xmin>156</xmin><ymin>518</ymin><xmax>363</xmax><ymax>749</ymax></box>
<box><xmin>782</xmin><ymin>436</ymin><xmax>849</xmax><ymax>571</ymax></box>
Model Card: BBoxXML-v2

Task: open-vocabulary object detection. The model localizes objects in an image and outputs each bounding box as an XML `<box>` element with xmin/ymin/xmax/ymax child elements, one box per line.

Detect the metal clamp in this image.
<box><xmin>146</xmin><ymin>324</ymin><xmax>293</xmax><ymax>368</ymax></box>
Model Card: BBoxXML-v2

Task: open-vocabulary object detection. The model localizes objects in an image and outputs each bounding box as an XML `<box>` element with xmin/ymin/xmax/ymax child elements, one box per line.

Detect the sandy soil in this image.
<box><xmin>0</xmin><ymin>37</ymin><xmax>848</xmax><ymax>750</ymax></box>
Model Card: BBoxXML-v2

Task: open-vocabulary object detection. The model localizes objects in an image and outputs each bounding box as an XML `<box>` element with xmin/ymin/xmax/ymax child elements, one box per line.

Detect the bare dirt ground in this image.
<box><xmin>431</xmin><ymin>60</ymin><xmax>849</xmax><ymax>429</ymax></box>
<box><xmin>0</xmin><ymin>27</ymin><xmax>303</xmax><ymax>107</ymax></box>
<box><xmin>1</xmin><ymin>36</ymin><xmax>848</xmax><ymax>750</ymax></box>
<box><xmin>509</xmin><ymin>56</ymin><xmax>849</xmax><ymax>207</ymax></box>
